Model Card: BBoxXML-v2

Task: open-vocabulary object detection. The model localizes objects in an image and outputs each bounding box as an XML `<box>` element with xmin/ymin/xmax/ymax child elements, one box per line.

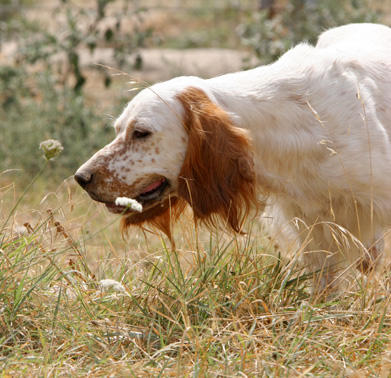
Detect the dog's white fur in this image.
<box><xmin>76</xmin><ymin>23</ymin><xmax>391</xmax><ymax>286</ymax></box>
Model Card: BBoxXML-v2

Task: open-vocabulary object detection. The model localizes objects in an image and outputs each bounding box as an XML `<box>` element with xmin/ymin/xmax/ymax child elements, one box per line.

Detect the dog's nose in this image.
<box><xmin>74</xmin><ymin>170</ymin><xmax>93</xmax><ymax>188</ymax></box>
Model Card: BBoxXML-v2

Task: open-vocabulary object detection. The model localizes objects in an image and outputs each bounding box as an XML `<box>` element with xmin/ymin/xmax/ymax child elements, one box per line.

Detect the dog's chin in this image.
<box><xmin>105</xmin><ymin>203</ymin><xmax>132</xmax><ymax>214</ymax></box>
<box><xmin>122</xmin><ymin>195</ymin><xmax>181</xmax><ymax>228</ymax></box>
<box><xmin>104</xmin><ymin>177</ymin><xmax>172</xmax><ymax>215</ymax></box>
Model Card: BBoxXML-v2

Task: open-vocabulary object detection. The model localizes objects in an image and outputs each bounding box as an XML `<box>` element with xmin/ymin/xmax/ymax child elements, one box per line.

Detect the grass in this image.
<box><xmin>1</xmin><ymin>170</ymin><xmax>391</xmax><ymax>376</ymax></box>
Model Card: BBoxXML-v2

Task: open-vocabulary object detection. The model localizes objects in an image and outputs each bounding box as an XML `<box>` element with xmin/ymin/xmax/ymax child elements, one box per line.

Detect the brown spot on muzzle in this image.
<box><xmin>75</xmin><ymin>136</ymin><xmax>138</xmax><ymax>202</ymax></box>
<box><xmin>90</xmin><ymin>167</ymin><xmax>144</xmax><ymax>203</ymax></box>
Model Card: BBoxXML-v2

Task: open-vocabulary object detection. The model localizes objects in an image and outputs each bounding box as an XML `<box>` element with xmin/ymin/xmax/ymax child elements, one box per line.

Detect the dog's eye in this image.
<box><xmin>133</xmin><ymin>130</ymin><xmax>151</xmax><ymax>139</ymax></box>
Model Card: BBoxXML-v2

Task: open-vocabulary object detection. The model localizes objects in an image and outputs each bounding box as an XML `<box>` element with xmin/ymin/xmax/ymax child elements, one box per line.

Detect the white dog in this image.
<box><xmin>75</xmin><ymin>23</ymin><xmax>391</xmax><ymax>288</ymax></box>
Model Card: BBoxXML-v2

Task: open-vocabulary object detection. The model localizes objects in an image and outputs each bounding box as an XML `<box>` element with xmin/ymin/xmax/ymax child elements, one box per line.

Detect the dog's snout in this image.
<box><xmin>74</xmin><ymin>170</ymin><xmax>93</xmax><ymax>188</ymax></box>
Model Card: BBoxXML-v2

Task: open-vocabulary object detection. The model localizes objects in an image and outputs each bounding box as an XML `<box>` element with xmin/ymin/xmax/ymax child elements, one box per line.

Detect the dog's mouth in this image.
<box><xmin>105</xmin><ymin>177</ymin><xmax>170</xmax><ymax>214</ymax></box>
<box><xmin>137</xmin><ymin>177</ymin><xmax>169</xmax><ymax>203</ymax></box>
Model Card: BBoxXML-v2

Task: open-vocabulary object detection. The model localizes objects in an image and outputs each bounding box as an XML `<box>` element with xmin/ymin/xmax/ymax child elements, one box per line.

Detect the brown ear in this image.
<box><xmin>176</xmin><ymin>87</ymin><xmax>259</xmax><ymax>233</ymax></box>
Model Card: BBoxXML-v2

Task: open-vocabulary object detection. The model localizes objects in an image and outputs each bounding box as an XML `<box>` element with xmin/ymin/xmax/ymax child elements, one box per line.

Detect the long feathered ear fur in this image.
<box><xmin>176</xmin><ymin>87</ymin><xmax>260</xmax><ymax>233</ymax></box>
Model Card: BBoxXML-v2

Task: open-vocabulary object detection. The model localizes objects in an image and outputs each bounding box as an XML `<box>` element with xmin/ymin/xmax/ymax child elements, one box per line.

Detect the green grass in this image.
<box><xmin>1</xmin><ymin>172</ymin><xmax>391</xmax><ymax>376</ymax></box>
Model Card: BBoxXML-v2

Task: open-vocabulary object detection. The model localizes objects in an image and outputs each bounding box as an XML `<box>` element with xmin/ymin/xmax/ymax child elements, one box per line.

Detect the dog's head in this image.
<box><xmin>75</xmin><ymin>77</ymin><xmax>259</xmax><ymax>238</ymax></box>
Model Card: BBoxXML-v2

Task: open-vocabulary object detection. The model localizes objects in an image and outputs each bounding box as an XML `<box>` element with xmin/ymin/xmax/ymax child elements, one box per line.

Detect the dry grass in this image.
<box><xmin>1</xmin><ymin>171</ymin><xmax>391</xmax><ymax>376</ymax></box>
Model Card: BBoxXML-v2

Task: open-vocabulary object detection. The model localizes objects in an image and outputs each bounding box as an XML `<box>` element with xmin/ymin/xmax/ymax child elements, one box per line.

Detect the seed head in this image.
<box><xmin>39</xmin><ymin>139</ymin><xmax>64</xmax><ymax>160</ymax></box>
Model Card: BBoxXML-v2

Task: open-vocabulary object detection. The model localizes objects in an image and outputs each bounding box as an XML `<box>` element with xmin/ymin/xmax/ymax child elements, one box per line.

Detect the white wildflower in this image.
<box><xmin>115</xmin><ymin>197</ymin><xmax>143</xmax><ymax>212</ymax></box>
<box><xmin>39</xmin><ymin>139</ymin><xmax>63</xmax><ymax>160</ymax></box>
<box><xmin>99</xmin><ymin>279</ymin><xmax>126</xmax><ymax>293</ymax></box>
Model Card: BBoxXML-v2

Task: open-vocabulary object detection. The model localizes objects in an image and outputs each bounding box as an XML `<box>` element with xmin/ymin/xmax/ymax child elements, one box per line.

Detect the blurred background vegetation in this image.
<box><xmin>0</xmin><ymin>0</ymin><xmax>384</xmax><ymax>185</ymax></box>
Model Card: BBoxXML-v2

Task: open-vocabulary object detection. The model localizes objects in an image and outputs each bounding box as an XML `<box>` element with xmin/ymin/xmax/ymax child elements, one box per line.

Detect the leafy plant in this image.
<box><xmin>238</xmin><ymin>0</ymin><xmax>378</xmax><ymax>65</ymax></box>
<box><xmin>15</xmin><ymin>0</ymin><xmax>151</xmax><ymax>92</ymax></box>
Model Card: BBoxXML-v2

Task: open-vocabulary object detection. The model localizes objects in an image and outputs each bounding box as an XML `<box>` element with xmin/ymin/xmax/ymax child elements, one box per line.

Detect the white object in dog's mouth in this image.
<box><xmin>114</xmin><ymin>197</ymin><xmax>143</xmax><ymax>212</ymax></box>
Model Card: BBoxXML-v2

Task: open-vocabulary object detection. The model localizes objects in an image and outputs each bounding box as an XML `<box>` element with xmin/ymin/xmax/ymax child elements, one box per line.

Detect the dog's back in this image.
<box><xmin>316</xmin><ymin>23</ymin><xmax>391</xmax><ymax>50</ymax></box>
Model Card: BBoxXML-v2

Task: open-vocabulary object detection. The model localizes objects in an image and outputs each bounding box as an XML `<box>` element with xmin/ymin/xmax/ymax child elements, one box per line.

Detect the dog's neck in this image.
<box><xmin>206</xmin><ymin>44</ymin><xmax>327</xmax><ymax>197</ymax></box>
